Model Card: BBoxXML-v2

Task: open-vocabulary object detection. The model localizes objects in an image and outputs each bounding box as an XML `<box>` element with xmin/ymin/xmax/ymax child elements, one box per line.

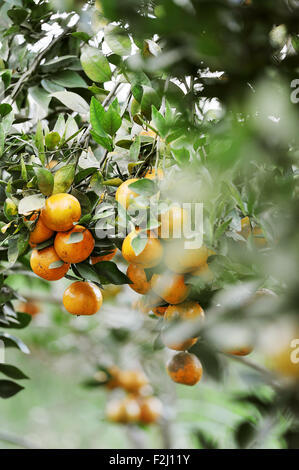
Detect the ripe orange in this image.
<box><xmin>91</xmin><ymin>247</ymin><xmax>117</xmax><ymax>264</ymax></box>
<box><xmin>151</xmin><ymin>272</ymin><xmax>190</xmax><ymax>305</ymax></box>
<box><xmin>118</xmin><ymin>369</ymin><xmax>149</xmax><ymax>393</ymax></box>
<box><xmin>152</xmin><ymin>305</ymin><xmax>168</xmax><ymax>317</ymax></box>
<box><xmin>122</xmin><ymin>230</ymin><xmax>163</xmax><ymax>268</ymax></box>
<box><xmin>145</xmin><ymin>168</ymin><xmax>164</xmax><ymax>180</ymax></box>
<box><xmin>139</xmin><ymin>396</ymin><xmax>163</xmax><ymax>424</ymax></box>
<box><xmin>164</xmin><ymin>241</ymin><xmax>209</xmax><ymax>273</ymax></box>
<box><xmin>106</xmin><ymin>366</ymin><xmax>121</xmax><ymax>390</ymax></box>
<box><xmin>54</xmin><ymin>225</ymin><xmax>95</xmax><ymax>264</ymax></box>
<box><xmin>18</xmin><ymin>301</ymin><xmax>39</xmax><ymax>316</ymax></box>
<box><xmin>163</xmin><ymin>301</ymin><xmax>205</xmax><ymax>351</ymax></box>
<box><xmin>139</xmin><ymin>129</ymin><xmax>157</xmax><ymax>139</ymax></box>
<box><xmin>127</xmin><ymin>264</ymin><xmax>151</xmax><ymax>295</ymax></box>
<box><xmin>30</xmin><ymin>246</ymin><xmax>70</xmax><ymax>281</ymax></box>
<box><xmin>158</xmin><ymin>206</ymin><xmax>188</xmax><ymax>240</ymax></box>
<box><xmin>28</xmin><ymin>213</ymin><xmax>54</xmax><ymax>248</ymax></box>
<box><xmin>167</xmin><ymin>352</ymin><xmax>203</xmax><ymax>386</ymax></box>
<box><xmin>115</xmin><ymin>179</ymin><xmax>139</xmax><ymax>209</ymax></box>
<box><xmin>63</xmin><ymin>281</ymin><xmax>102</xmax><ymax>316</ymax></box>
<box><xmin>192</xmin><ymin>263</ymin><xmax>214</xmax><ymax>282</ymax></box>
<box><xmin>106</xmin><ymin>397</ymin><xmax>141</xmax><ymax>424</ymax></box>
<box><xmin>41</xmin><ymin>193</ymin><xmax>81</xmax><ymax>232</ymax></box>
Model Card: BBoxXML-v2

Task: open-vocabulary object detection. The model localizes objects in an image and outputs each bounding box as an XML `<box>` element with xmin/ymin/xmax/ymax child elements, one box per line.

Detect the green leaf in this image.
<box><xmin>45</xmin><ymin>132</ymin><xmax>60</xmax><ymax>150</ymax></box>
<box><xmin>0</xmin><ymin>364</ymin><xmax>28</xmax><ymax>380</ymax></box>
<box><xmin>0</xmin><ymin>103</ymin><xmax>12</xmax><ymax>117</ymax></box>
<box><xmin>52</xmin><ymin>71</ymin><xmax>87</xmax><ymax>89</ymax></box>
<box><xmin>129</xmin><ymin>136</ymin><xmax>141</xmax><ymax>162</ymax></box>
<box><xmin>90</xmin><ymin>131</ymin><xmax>113</xmax><ymax>151</ymax></box>
<box><xmin>104</xmin><ymin>25</ymin><xmax>131</xmax><ymax>56</ymax></box>
<box><xmin>80</xmin><ymin>45</ymin><xmax>112</xmax><ymax>83</ymax></box>
<box><xmin>7</xmin><ymin>237</ymin><xmax>19</xmax><ymax>266</ymax></box>
<box><xmin>35</xmin><ymin>168</ymin><xmax>54</xmax><ymax>197</ymax></box>
<box><xmin>51</xmin><ymin>91</ymin><xmax>89</xmax><ymax>114</ymax></box>
<box><xmin>7</xmin><ymin>7</ymin><xmax>29</xmax><ymax>25</ymax></box>
<box><xmin>129</xmin><ymin>179</ymin><xmax>158</xmax><ymax>197</ymax></box>
<box><xmin>131</xmin><ymin>233</ymin><xmax>147</xmax><ymax>256</ymax></box>
<box><xmin>171</xmin><ymin>148</ymin><xmax>190</xmax><ymax>167</ymax></box>
<box><xmin>141</xmin><ymin>86</ymin><xmax>161</xmax><ymax>120</ymax></box>
<box><xmin>90</xmin><ymin>97</ymin><xmax>106</xmax><ymax>136</ymax></box>
<box><xmin>53</xmin><ymin>164</ymin><xmax>75</xmax><ymax>194</ymax></box>
<box><xmin>0</xmin><ymin>380</ymin><xmax>24</xmax><ymax>399</ymax></box>
<box><xmin>5</xmin><ymin>312</ymin><xmax>32</xmax><ymax>330</ymax></box>
<box><xmin>71</xmin><ymin>31</ymin><xmax>91</xmax><ymax>43</ymax></box>
<box><xmin>93</xmin><ymin>261</ymin><xmax>130</xmax><ymax>285</ymax></box>
<box><xmin>74</xmin><ymin>262</ymin><xmax>102</xmax><ymax>284</ymax></box>
<box><xmin>0</xmin><ymin>124</ymin><xmax>4</xmax><ymax>156</ymax></box>
<box><xmin>0</xmin><ymin>332</ymin><xmax>30</xmax><ymax>354</ymax></box>
<box><xmin>102</xmin><ymin>103</ymin><xmax>122</xmax><ymax>136</ymax></box>
<box><xmin>151</xmin><ymin>105</ymin><xmax>167</xmax><ymax>138</ymax></box>
<box><xmin>18</xmin><ymin>194</ymin><xmax>45</xmax><ymax>215</ymax></box>
<box><xmin>20</xmin><ymin>157</ymin><xmax>27</xmax><ymax>181</ymax></box>
<box><xmin>35</xmin><ymin>121</ymin><xmax>45</xmax><ymax>164</ymax></box>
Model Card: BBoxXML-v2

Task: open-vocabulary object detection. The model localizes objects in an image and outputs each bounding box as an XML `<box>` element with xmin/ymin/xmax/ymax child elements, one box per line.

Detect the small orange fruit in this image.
<box><xmin>167</xmin><ymin>352</ymin><xmax>203</xmax><ymax>386</ymax></box>
<box><xmin>127</xmin><ymin>264</ymin><xmax>151</xmax><ymax>295</ymax></box>
<box><xmin>122</xmin><ymin>230</ymin><xmax>163</xmax><ymax>268</ymax></box>
<box><xmin>18</xmin><ymin>301</ymin><xmax>40</xmax><ymax>316</ymax></box>
<box><xmin>139</xmin><ymin>396</ymin><xmax>163</xmax><ymax>424</ymax></box>
<box><xmin>28</xmin><ymin>213</ymin><xmax>54</xmax><ymax>248</ymax></box>
<box><xmin>238</xmin><ymin>216</ymin><xmax>251</xmax><ymax>240</ymax></box>
<box><xmin>30</xmin><ymin>246</ymin><xmax>70</xmax><ymax>281</ymax></box>
<box><xmin>41</xmin><ymin>193</ymin><xmax>81</xmax><ymax>232</ymax></box>
<box><xmin>152</xmin><ymin>305</ymin><xmax>168</xmax><ymax>317</ymax></box>
<box><xmin>118</xmin><ymin>369</ymin><xmax>149</xmax><ymax>393</ymax></box>
<box><xmin>151</xmin><ymin>272</ymin><xmax>190</xmax><ymax>305</ymax></box>
<box><xmin>46</xmin><ymin>159</ymin><xmax>58</xmax><ymax>169</ymax></box>
<box><xmin>91</xmin><ymin>247</ymin><xmax>117</xmax><ymax>264</ymax></box>
<box><xmin>106</xmin><ymin>399</ymin><xmax>126</xmax><ymax>423</ymax></box>
<box><xmin>164</xmin><ymin>241</ymin><xmax>209</xmax><ymax>273</ymax></box>
<box><xmin>145</xmin><ymin>168</ymin><xmax>164</xmax><ymax>180</ymax></box>
<box><xmin>115</xmin><ymin>179</ymin><xmax>139</xmax><ymax>209</ymax></box>
<box><xmin>252</xmin><ymin>226</ymin><xmax>267</xmax><ymax>247</ymax></box>
<box><xmin>106</xmin><ymin>366</ymin><xmax>121</xmax><ymax>390</ymax></box>
<box><xmin>163</xmin><ymin>301</ymin><xmax>205</xmax><ymax>351</ymax></box>
<box><xmin>54</xmin><ymin>225</ymin><xmax>94</xmax><ymax>264</ymax></box>
<box><xmin>63</xmin><ymin>281</ymin><xmax>103</xmax><ymax>315</ymax></box>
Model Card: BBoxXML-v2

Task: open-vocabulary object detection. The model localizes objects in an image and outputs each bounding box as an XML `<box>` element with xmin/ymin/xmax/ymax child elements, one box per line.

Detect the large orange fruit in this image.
<box><xmin>127</xmin><ymin>264</ymin><xmax>151</xmax><ymax>295</ymax></box>
<box><xmin>28</xmin><ymin>213</ymin><xmax>54</xmax><ymax>248</ymax></box>
<box><xmin>91</xmin><ymin>247</ymin><xmax>117</xmax><ymax>264</ymax></box>
<box><xmin>41</xmin><ymin>193</ymin><xmax>81</xmax><ymax>232</ymax></box>
<box><xmin>151</xmin><ymin>272</ymin><xmax>190</xmax><ymax>304</ymax></box>
<box><xmin>115</xmin><ymin>179</ymin><xmax>139</xmax><ymax>209</ymax></box>
<box><xmin>122</xmin><ymin>230</ymin><xmax>163</xmax><ymax>268</ymax></box>
<box><xmin>164</xmin><ymin>241</ymin><xmax>208</xmax><ymax>273</ymax></box>
<box><xmin>167</xmin><ymin>352</ymin><xmax>203</xmax><ymax>386</ymax></box>
<box><xmin>54</xmin><ymin>225</ymin><xmax>94</xmax><ymax>264</ymax></box>
<box><xmin>30</xmin><ymin>246</ymin><xmax>70</xmax><ymax>281</ymax></box>
<box><xmin>163</xmin><ymin>301</ymin><xmax>205</xmax><ymax>351</ymax></box>
<box><xmin>63</xmin><ymin>281</ymin><xmax>103</xmax><ymax>316</ymax></box>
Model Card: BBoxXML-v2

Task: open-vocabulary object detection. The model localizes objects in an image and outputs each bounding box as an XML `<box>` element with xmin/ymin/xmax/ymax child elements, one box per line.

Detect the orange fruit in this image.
<box><xmin>139</xmin><ymin>396</ymin><xmax>163</xmax><ymax>424</ymax></box>
<box><xmin>118</xmin><ymin>369</ymin><xmax>149</xmax><ymax>393</ymax></box>
<box><xmin>164</xmin><ymin>241</ymin><xmax>208</xmax><ymax>273</ymax></box>
<box><xmin>139</xmin><ymin>129</ymin><xmax>157</xmax><ymax>139</ymax></box>
<box><xmin>163</xmin><ymin>301</ymin><xmax>205</xmax><ymax>351</ymax></box>
<box><xmin>46</xmin><ymin>159</ymin><xmax>58</xmax><ymax>170</ymax></box>
<box><xmin>225</xmin><ymin>347</ymin><xmax>253</xmax><ymax>356</ymax></box>
<box><xmin>192</xmin><ymin>263</ymin><xmax>214</xmax><ymax>282</ymax></box>
<box><xmin>54</xmin><ymin>225</ymin><xmax>94</xmax><ymax>264</ymax></box>
<box><xmin>41</xmin><ymin>193</ymin><xmax>81</xmax><ymax>232</ymax></box>
<box><xmin>252</xmin><ymin>226</ymin><xmax>267</xmax><ymax>247</ymax></box>
<box><xmin>17</xmin><ymin>301</ymin><xmax>39</xmax><ymax>316</ymax></box>
<box><xmin>167</xmin><ymin>352</ymin><xmax>203</xmax><ymax>386</ymax></box>
<box><xmin>122</xmin><ymin>230</ymin><xmax>163</xmax><ymax>268</ymax></box>
<box><xmin>151</xmin><ymin>272</ymin><xmax>190</xmax><ymax>305</ymax></box>
<box><xmin>238</xmin><ymin>216</ymin><xmax>251</xmax><ymax>240</ymax></box>
<box><xmin>127</xmin><ymin>264</ymin><xmax>151</xmax><ymax>295</ymax></box>
<box><xmin>145</xmin><ymin>168</ymin><xmax>164</xmax><ymax>180</ymax></box>
<box><xmin>28</xmin><ymin>213</ymin><xmax>54</xmax><ymax>248</ymax></box>
<box><xmin>30</xmin><ymin>246</ymin><xmax>70</xmax><ymax>281</ymax></box>
<box><xmin>63</xmin><ymin>281</ymin><xmax>103</xmax><ymax>316</ymax></box>
<box><xmin>115</xmin><ymin>179</ymin><xmax>139</xmax><ymax>209</ymax></box>
<box><xmin>91</xmin><ymin>247</ymin><xmax>117</xmax><ymax>264</ymax></box>
<box><xmin>152</xmin><ymin>305</ymin><xmax>168</xmax><ymax>317</ymax></box>
<box><xmin>106</xmin><ymin>399</ymin><xmax>126</xmax><ymax>423</ymax></box>
<box><xmin>158</xmin><ymin>206</ymin><xmax>188</xmax><ymax>240</ymax></box>
<box><xmin>105</xmin><ymin>366</ymin><xmax>121</xmax><ymax>390</ymax></box>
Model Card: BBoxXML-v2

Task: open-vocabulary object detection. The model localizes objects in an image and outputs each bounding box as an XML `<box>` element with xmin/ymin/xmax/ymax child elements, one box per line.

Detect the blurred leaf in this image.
<box><xmin>0</xmin><ymin>380</ymin><xmax>24</xmax><ymax>399</ymax></box>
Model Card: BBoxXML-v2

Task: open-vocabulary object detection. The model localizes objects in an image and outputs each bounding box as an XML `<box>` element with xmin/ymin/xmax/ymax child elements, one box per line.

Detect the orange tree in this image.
<box><xmin>0</xmin><ymin>0</ymin><xmax>299</xmax><ymax>448</ymax></box>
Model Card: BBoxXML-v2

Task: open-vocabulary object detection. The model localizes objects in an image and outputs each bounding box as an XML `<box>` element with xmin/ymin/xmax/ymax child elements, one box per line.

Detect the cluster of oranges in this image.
<box><xmin>103</xmin><ymin>367</ymin><xmax>163</xmax><ymax>425</ymax></box>
<box><xmin>27</xmin><ymin>192</ymin><xmax>109</xmax><ymax>316</ymax></box>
